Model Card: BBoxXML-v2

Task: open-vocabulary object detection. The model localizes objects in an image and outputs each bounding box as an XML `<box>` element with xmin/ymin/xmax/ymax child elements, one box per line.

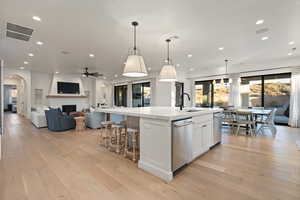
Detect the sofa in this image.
<box><xmin>31</xmin><ymin>106</ymin><xmax>48</xmax><ymax>128</ymax></box>
<box><xmin>85</xmin><ymin>112</ymin><xmax>105</xmax><ymax>129</ymax></box>
<box><xmin>45</xmin><ymin>108</ymin><xmax>76</xmax><ymax>131</ymax></box>
<box><xmin>31</xmin><ymin>111</ymin><xmax>47</xmax><ymax>128</ymax></box>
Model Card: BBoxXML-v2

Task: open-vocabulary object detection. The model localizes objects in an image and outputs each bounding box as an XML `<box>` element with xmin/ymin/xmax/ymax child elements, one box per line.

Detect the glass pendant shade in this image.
<box><xmin>123</xmin><ymin>55</ymin><xmax>147</xmax><ymax>77</ymax></box>
<box><xmin>159</xmin><ymin>64</ymin><xmax>177</xmax><ymax>82</ymax></box>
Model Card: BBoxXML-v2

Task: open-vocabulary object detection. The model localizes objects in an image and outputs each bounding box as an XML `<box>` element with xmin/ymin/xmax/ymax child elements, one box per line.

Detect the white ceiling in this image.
<box><xmin>1</xmin><ymin>0</ymin><xmax>300</xmax><ymax>79</ymax></box>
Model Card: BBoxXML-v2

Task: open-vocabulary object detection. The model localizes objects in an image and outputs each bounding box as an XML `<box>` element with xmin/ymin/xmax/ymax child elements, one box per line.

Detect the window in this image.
<box><xmin>132</xmin><ymin>82</ymin><xmax>151</xmax><ymax>107</ymax></box>
<box><xmin>241</xmin><ymin>73</ymin><xmax>291</xmax><ymax>125</ymax></box>
<box><xmin>175</xmin><ymin>82</ymin><xmax>184</xmax><ymax>107</ymax></box>
<box><xmin>195</xmin><ymin>79</ymin><xmax>229</xmax><ymax>107</ymax></box>
<box><xmin>114</xmin><ymin>85</ymin><xmax>127</xmax><ymax>107</ymax></box>
<box><xmin>240</xmin><ymin>76</ymin><xmax>262</xmax><ymax>107</ymax></box>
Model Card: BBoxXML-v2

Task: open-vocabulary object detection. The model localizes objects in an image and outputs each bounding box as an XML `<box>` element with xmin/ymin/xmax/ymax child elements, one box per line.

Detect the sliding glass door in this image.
<box><xmin>114</xmin><ymin>85</ymin><xmax>127</xmax><ymax>107</ymax></box>
<box><xmin>240</xmin><ymin>76</ymin><xmax>262</xmax><ymax>107</ymax></box>
<box><xmin>195</xmin><ymin>79</ymin><xmax>229</xmax><ymax>107</ymax></box>
<box><xmin>132</xmin><ymin>82</ymin><xmax>151</xmax><ymax>107</ymax></box>
<box><xmin>241</xmin><ymin>73</ymin><xmax>291</xmax><ymax>125</ymax></box>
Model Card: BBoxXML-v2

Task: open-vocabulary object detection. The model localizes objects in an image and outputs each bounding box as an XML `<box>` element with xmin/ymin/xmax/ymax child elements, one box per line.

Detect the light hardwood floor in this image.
<box><xmin>0</xmin><ymin>113</ymin><xmax>299</xmax><ymax>200</ymax></box>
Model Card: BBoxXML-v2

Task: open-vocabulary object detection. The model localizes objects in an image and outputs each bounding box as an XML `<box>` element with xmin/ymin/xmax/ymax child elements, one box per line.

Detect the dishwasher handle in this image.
<box><xmin>173</xmin><ymin>122</ymin><xmax>193</xmax><ymax>128</ymax></box>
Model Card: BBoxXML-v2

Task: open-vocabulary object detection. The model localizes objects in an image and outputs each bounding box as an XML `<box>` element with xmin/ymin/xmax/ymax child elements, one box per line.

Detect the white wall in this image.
<box><xmin>31</xmin><ymin>72</ymin><xmax>52</xmax><ymax>107</ymax></box>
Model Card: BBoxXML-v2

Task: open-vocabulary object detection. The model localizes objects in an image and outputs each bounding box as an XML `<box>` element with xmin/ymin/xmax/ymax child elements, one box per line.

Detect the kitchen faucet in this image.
<box><xmin>180</xmin><ymin>92</ymin><xmax>191</xmax><ymax>110</ymax></box>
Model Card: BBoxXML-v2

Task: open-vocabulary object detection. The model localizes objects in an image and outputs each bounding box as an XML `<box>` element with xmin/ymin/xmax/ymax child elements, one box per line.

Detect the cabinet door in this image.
<box><xmin>192</xmin><ymin>122</ymin><xmax>203</xmax><ymax>160</ymax></box>
<box><xmin>202</xmin><ymin>121</ymin><xmax>213</xmax><ymax>151</ymax></box>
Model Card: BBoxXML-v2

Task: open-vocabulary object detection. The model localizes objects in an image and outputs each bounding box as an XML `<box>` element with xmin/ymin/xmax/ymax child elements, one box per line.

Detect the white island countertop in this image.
<box><xmin>96</xmin><ymin>106</ymin><xmax>222</xmax><ymax>121</ymax></box>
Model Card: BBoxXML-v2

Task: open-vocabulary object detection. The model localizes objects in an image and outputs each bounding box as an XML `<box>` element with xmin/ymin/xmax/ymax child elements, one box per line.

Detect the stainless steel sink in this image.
<box><xmin>185</xmin><ymin>109</ymin><xmax>201</xmax><ymax>112</ymax></box>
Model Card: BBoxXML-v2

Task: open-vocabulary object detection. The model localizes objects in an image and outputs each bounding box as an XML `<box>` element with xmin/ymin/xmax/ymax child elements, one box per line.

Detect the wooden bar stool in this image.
<box><xmin>99</xmin><ymin>121</ymin><xmax>112</xmax><ymax>147</ymax></box>
<box><xmin>108</xmin><ymin>123</ymin><xmax>126</xmax><ymax>154</ymax></box>
<box><xmin>124</xmin><ymin>128</ymin><xmax>140</xmax><ymax>162</ymax></box>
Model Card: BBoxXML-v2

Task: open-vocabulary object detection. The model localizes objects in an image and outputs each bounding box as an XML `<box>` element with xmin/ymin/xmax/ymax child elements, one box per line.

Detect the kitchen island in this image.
<box><xmin>97</xmin><ymin>106</ymin><xmax>223</xmax><ymax>182</ymax></box>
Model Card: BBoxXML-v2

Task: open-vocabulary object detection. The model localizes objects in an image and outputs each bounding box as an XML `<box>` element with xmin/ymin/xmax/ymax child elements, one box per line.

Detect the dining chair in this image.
<box><xmin>235</xmin><ymin>111</ymin><xmax>256</xmax><ymax>136</ymax></box>
<box><xmin>257</xmin><ymin>108</ymin><xmax>277</xmax><ymax>135</ymax></box>
<box><xmin>222</xmin><ymin>110</ymin><xmax>236</xmax><ymax>134</ymax></box>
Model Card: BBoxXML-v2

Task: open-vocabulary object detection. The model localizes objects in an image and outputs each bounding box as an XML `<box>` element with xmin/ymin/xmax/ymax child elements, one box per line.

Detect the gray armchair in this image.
<box><xmin>45</xmin><ymin>108</ymin><xmax>76</xmax><ymax>131</ymax></box>
<box><xmin>85</xmin><ymin>112</ymin><xmax>105</xmax><ymax>129</ymax></box>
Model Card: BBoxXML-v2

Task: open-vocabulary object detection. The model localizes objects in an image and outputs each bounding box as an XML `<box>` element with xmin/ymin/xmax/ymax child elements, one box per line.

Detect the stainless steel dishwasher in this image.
<box><xmin>172</xmin><ymin>118</ymin><xmax>193</xmax><ymax>172</ymax></box>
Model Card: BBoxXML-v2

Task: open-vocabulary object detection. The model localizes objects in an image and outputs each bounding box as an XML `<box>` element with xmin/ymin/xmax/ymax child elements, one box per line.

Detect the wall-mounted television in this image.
<box><xmin>57</xmin><ymin>82</ymin><xmax>80</xmax><ymax>94</ymax></box>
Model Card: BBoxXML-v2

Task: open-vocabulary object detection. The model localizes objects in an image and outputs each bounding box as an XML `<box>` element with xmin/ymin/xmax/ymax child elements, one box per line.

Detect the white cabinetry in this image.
<box><xmin>191</xmin><ymin>115</ymin><xmax>213</xmax><ymax>161</ymax></box>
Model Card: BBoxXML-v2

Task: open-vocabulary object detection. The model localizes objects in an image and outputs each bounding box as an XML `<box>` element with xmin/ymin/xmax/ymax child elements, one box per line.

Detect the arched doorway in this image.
<box><xmin>3</xmin><ymin>74</ymin><xmax>28</xmax><ymax>117</ymax></box>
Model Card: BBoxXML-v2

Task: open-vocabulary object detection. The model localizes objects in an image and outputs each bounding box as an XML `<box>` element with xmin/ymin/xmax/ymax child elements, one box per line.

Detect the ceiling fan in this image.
<box><xmin>82</xmin><ymin>67</ymin><xmax>103</xmax><ymax>78</ymax></box>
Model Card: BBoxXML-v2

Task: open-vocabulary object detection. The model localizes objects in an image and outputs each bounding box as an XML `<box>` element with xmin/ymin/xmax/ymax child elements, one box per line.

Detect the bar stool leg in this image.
<box><xmin>132</xmin><ymin>131</ymin><xmax>137</xmax><ymax>162</ymax></box>
<box><xmin>124</xmin><ymin>130</ymin><xmax>128</xmax><ymax>157</ymax></box>
<box><xmin>116</xmin><ymin>128</ymin><xmax>121</xmax><ymax>154</ymax></box>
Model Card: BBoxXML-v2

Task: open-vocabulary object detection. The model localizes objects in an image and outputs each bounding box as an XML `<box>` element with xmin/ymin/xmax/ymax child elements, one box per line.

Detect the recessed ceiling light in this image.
<box><xmin>36</xmin><ymin>41</ymin><xmax>43</xmax><ymax>45</ymax></box>
<box><xmin>218</xmin><ymin>47</ymin><xmax>224</xmax><ymax>51</ymax></box>
<box><xmin>164</xmin><ymin>59</ymin><xmax>169</xmax><ymax>63</ymax></box>
<box><xmin>55</xmin><ymin>71</ymin><xmax>59</xmax><ymax>74</ymax></box>
<box><xmin>187</xmin><ymin>54</ymin><xmax>193</xmax><ymax>58</ymax></box>
<box><xmin>189</xmin><ymin>68</ymin><xmax>194</xmax><ymax>71</ymax></box>
<box><xmin>28</xmin><ymin>53</ymin><xmax>34</xmax><ymax>57</ymax></box>
<box><xmin>176</xmin><ymin>64</ymin><xmax>180</xmax><ymax>67</ymax></box>
<box><xmin>288</xmin><ymin>52</ymin><xmax>293</xmax><ymax>56</ymax></box>
<box><xmin>20</xmin><ymin>67</ymin><xmax>25</xmax><ymax>70</ymax></box>
<box><xmin>256</xmin><ymin>19</ymin><xmax>264</xmax><ymax>25</ymax></box>
<box><xmin>114</xmin><ymin>74</ymin><xmax>118</xmax><ymax>78</ymax></box>
<box><xmin>261</xmin><ymin>36</ymin><xmax>269</xmax><ymax>41</ymax></box>
<box><xmin>24</xmin><ymin>61</ymin><xmax>28</xmax><ymax>64</ymax></box>
<box><xmin>103</xmin><ymin>76</ymin><xmax>107</xmax><ymax>80</ymax></box>
<box><xmin>32</xmin><ymin>16</ymin><xmax>41</xmax><ymax>21</ymax></box>
<box><xmin>289</xmin><ymin>41</ymin><xmax>295</xmax><ymax>45</ymax></box>
<box><xmin>147</xmin><ymin>67</ymin><xmax>151</xmax><ymax>71</ymax></box>
<box><xmin>89</xmin><ymin>54</ymin><xmax>95</xmax><ymax>58</ymax></box>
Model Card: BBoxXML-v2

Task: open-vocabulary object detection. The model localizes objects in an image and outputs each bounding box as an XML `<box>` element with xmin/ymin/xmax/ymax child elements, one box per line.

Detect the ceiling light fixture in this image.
<box><xmin>218</xmin><ymin>47</ymin><xmax>224</xmax><ymax>51</ymax></box>
<box><xmin>159</xmin><ymin>39</ymin><xmax>177</xmax><ymax>82</ymax></box>
<box><xmin>114</xmin><ymin>74</ymin><xmax>118</xmax><ymax>78</ymax></box>
<box><xmin>288</xmin><ymin>52</ymin><xmax>293</xmax><ymax>56</ymax></box>
<box><xmin>187</xmin><ymin>54</ymin><xmax>193</xmax><ymax>58</ymax></box>
<box><xmin>256</xmin><ymin>19</ymin><xmax>264</xmax><ymax>25</ymax></box>
<box><xmin>55</xmin><ymin>71</ymin><xmax>59</xmax><ymax>74</ymax></box>
<box><xmin>261</xmin><ymin>36</ymin><xmax>269</xmax><ymax>41</ymax></box>
<box><xmin>20</xmin><ymin>67</ymin><xmax>25</xmax><ymax>70</ymax></box>
<box><xmin>28</xmin><ymin>53</ymin><xmax>34</xmax><ymax>57</ymax></box>
<box><xmin>24</xmin><ymin>61</ymin><xmax>28</xmax><ymax>64</ymax></box>
<box><xmin>123</xmin><ymin>21</ymin><xmax>147</xmax><ymax>77</ymax></box>
<box><xmin>36</xmin><ymin>41</ymin><xmax>43</xmax><ymax>45</ymax></box>
<box><xmin>176</xmin><ymin>64</ymin><xmax>180</xmax><ymax>67</ymax></box>
<box><xmin>89</xmin><ymin>54</ymin><xmax>95</xmax><ymax>58</ymax></box>
<box><xmin>189</xmin><ymin>68</ymin><xmax>194</xmax><ymax>71</ymax></box>
<box><xmin>32</xmin><ymin>16</ymin><xmax>41</xmax><ymax>21</ymax></box>
<box><xmin>289</xmin><ymin>41</ymin><xmax>295</xmax><ymax>45</ymax></box>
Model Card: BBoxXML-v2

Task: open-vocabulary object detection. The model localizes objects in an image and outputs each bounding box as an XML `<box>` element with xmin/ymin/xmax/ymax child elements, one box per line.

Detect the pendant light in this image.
<box><xmin>221</xmin><ymin>59</ymin><xmax>229</xmax><ymax>85</ymax></box>
<box><xmin>123</xmin><ymin>21</ymin><xmax>148</xmax><ymax>77</ymax></box>
<box><xmin>159</xmin><ymin>39</ymin><xmax>177</xmax><ymax>82</ymax></box>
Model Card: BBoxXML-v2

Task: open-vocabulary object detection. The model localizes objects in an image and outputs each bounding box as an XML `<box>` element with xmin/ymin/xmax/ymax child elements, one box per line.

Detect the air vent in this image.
<box><xmin>256</xmin><ymin>28</ymin><xmax>269</xmax><ymax>35</ymax></box>
<box><xmin>6</xmin><ymin>22</ymin><xmax>34</xmax><ymax>41</ymax></box>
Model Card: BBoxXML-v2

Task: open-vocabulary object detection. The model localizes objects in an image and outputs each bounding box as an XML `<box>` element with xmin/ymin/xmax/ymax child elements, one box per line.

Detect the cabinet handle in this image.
<box><xmin>202</xmin><ymin>125</ymin><xmax>207</xmax><ymax>128</ymax></box>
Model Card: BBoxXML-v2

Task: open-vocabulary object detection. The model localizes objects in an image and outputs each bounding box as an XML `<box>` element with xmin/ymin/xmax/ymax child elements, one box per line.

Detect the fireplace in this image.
<box><xmin>62</xmin><ymin>105</ymin><xmax>76</xmax><ymax>115</ymax></box>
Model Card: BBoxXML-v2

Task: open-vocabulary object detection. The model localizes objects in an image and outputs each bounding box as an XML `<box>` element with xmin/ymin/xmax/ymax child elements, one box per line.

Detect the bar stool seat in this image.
<box><xmin>124</xmin><ymin>128</ymin><xmax>140</xmax><ymax>162</ymax></box>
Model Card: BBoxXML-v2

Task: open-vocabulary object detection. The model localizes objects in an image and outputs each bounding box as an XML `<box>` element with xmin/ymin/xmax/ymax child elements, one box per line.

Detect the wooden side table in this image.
<box><xmin>74</xmin><ymin>116</ymin><xmax>86</xmax><ymax>131</ymax></box>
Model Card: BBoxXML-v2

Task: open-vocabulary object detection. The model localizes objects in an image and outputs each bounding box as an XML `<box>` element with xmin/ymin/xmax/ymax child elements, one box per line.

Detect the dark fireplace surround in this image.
<box><xmin>62</xmin><ymin>105</ymin><xmax>76</xmax><ymax>115</ymax></box>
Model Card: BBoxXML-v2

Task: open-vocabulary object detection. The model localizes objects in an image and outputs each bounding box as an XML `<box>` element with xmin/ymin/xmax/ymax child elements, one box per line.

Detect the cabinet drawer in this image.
<box><xmin>192</xmin><ymin>114</ymin><xmax>213</xmax><ymax>124</ymax></box>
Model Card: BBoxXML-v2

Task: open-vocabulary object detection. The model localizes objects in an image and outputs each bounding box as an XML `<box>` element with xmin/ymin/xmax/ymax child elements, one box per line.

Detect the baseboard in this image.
<box><xmin>138</xmin><ymin>160</ymin><xmax>173</xmax><ymax>182</ymax></box>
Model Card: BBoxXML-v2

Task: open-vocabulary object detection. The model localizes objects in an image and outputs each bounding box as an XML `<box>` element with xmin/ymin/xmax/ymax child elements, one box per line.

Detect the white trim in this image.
<box><xmin>138</xmin><ymin>160</ymin><xmax>173</xmax><ymax>182</ymax></box>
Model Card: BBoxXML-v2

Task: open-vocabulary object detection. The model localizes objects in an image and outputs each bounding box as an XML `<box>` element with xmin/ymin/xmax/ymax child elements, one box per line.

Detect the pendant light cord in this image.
<box><xmin>132</xmin><ymin>21</ymin><xmax>138</xmax><ymax>55</ymax></box>
<box><xmin>166</xmin><ymin>39</ymin><xmax>171</xmax><ymax>64</ymax></box>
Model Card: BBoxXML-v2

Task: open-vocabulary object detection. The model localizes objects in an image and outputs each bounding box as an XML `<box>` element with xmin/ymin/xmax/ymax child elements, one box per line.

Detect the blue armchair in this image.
<box><xmin>85</xmin><ymin>112</ymin><xmax>105</xmax><ymax>129</ymax></box>
<box><xmin>45</xmin><ymin>108</ymin><xmax>76</xmax><ymax>131</ymax></box>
